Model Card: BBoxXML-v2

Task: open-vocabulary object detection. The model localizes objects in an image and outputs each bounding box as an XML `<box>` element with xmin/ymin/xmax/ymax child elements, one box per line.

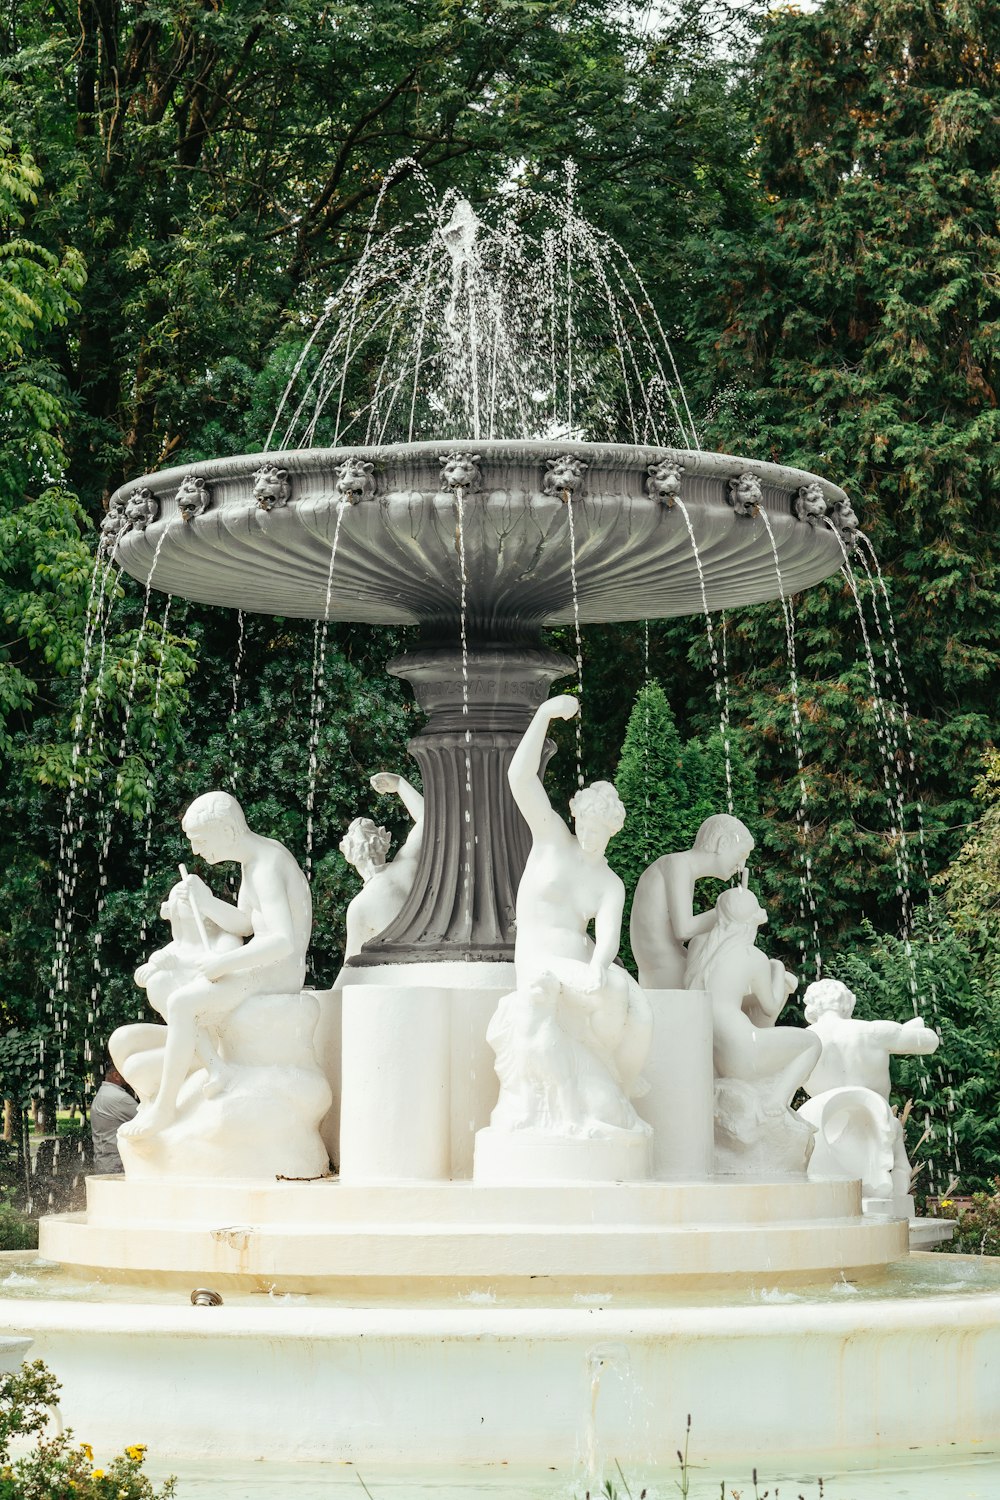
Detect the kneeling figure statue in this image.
<box><xmin>686</xmin><ymin>880</ymin><xmax>820</xmax><ymax>1176</ymax></box>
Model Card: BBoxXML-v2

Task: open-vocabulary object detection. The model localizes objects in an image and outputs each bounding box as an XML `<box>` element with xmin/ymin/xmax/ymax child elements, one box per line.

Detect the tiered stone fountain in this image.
<box><xmin>4</xmin><ymin>437</ymin><xmax>997</xmax><ymax>1488</ymax></box>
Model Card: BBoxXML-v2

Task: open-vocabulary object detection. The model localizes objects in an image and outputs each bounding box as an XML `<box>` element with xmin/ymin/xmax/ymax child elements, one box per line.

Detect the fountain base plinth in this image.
<box><xmin>39</xmin><ymin>1175</ymin><xmax>905</xmax><ymax>1290</ymax></box>
<box><xmin>474</xmin><ymin>1126</ymin><xmax>651</xmax><ymax>1184</ymax></box>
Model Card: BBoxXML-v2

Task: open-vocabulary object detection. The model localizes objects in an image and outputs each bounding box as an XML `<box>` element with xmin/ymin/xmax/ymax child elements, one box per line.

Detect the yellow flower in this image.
<box><xmin>125</xmin><ymin>1444</ymin><xmax>147</xmax><ymax>1461</ymax></box>
<box><xmin>91</xmin><ymin>1468</ymin><xmax>105</xmax><ymax>1479</ymax></box>
<box><xmin>940</xmin><ymin>1198</ymin><xmax>955</xmax><ymax>1209</ymax></box>
<box><xmin>79</xmin><ymin>1443</ymin><xmax>94</xmax><ymax>1462</ymax></box>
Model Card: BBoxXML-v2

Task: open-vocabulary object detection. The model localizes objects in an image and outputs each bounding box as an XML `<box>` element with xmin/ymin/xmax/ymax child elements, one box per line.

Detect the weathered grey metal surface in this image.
<box><xmin>351</xmin><ymin>645</ymin><xmax>573</xmax><ymax>966</ymax></box>
<box><xmin>111</xmin><ymin>441</ymin><xmax>849</xmax><ymax>629</ymax></box>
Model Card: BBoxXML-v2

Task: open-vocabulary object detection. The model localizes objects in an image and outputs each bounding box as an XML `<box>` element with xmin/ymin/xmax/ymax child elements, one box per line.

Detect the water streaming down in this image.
<box><xmin>137</xmin><ymin>595</ymin><xmax>175</xmax><ymax>954</ymax></box>
<box><xmin>228</xmin><ymin>610</ymin><xmax>247</xmax><ymax>795</ymax></box>
<box><xmin>758</xmin><ymin>506</ymin><xmax>822</xmax><ymax>981</ymax></box>
<box><xmin>852</xmin><ymin>544</ymin><xmax>961</xmax><ymax>1178</ymax></box>
<box><xmin>827</xmin><ymin>532</ymin><xmax>938</xmax><ymax>1180</ymax></box>
<box><xmin>48</xmin><ymin>548</ymin><xmax>125</xmax><ymax>1113</ymax></box>
<box><xmin>87</xmin><ymin>528</ymin><xmax>177</xmax><ymax>1062</ymax></box>
<box><xmin>453</xmin><ymin>487</ymin><xmax>474</xmax><ymax>902</ymax></box>
<box><xmin>304</xmin><ymin>499</ymin><xmax>351</xmax><ymax>881</ymax></box>
<box><xmin>670</xmin><ymin>497</ymin><xmax>734</xmax><ymax>811</ymax></box>
<box><xmin>564</xmin><ymin>496</ymin><xmax>586</xmax><ymax>788</ymax></box>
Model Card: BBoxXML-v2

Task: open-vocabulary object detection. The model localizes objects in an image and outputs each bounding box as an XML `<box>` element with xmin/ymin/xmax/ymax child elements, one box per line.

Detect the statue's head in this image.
<box><xmin>569</xmin><ymin>780</ymin><xmax>625</xmax><ymax>853</ymax></box>
<box><xmin>693</xmin><ymin>813</ymin><xmax>755</xmax><ymax>878</ymax></box>
<box><xmin>340</xmin><ymin>816</ymin><xmax>392</xmax><ymax>872</ymax></box>
<box><xmin>715</xmin><ymin>883</ymin><xmax>767</xmax><ymax>932</ymax></box>
<box><xmin>803</xmin><ymin>977</ymin><xmax>857</xmax><ymax>1023</ymax></box>
<box><xmin>181</xmin><ymin>791</ymin><xmax>250</xmax><ymax>863</ymax></box>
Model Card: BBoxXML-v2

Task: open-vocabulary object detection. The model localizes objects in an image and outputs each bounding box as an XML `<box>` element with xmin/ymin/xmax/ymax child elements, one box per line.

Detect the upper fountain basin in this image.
<box><xmin>110</xmin><ymin>440</ymin><xmax>850</xmax><ymax>632</ymax></box>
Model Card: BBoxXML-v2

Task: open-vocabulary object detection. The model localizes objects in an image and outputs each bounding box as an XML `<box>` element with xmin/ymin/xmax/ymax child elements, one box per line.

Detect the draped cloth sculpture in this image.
<box><xmin>798</xmin><ymin>977</ymin><xmax>940</xmax><ymax>1218</ymax></box>
<box><xmin>685</xmin><ymin>881</ymin><xmax>820</xmax><ymax>1176</ymax></box>
<box><xmin>474</xmin><ymin>695</ymin><xmax>653</xmax><ymax>1182</ymax></box>
<box><xmin>112</xmin><ymin>792</ymin><xmax>331</xmax><ymax>1179</ymax></box>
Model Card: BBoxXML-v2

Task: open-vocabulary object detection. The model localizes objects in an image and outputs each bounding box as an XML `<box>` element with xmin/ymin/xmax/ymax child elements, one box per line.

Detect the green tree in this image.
<box><xmin>688</xmin><ymin>0</ymin><xmax>1000</xmax><ymax>959</ymax></box>
<box><xmin>939</xmin><ymin>750</ymin><xmax>1000</xmax><ymax>1004</ymax></box>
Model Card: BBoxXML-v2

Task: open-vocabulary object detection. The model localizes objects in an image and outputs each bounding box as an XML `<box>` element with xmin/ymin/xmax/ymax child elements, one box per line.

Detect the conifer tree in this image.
<box><xmin>698</xmin><ymin>0</ymin><xmax>1000</xmax><ymax>958</ymax></box>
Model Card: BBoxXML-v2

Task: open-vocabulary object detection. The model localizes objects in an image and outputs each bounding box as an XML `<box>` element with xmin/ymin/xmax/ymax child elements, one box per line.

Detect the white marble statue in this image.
<box><xmin>486</xmin><ymin>969</ymin><xmax>649</xmax><ymax>1140</ymax></box>
<box><xmin>111</xmin><ymin>792</ymin><xmax>330</xmax><ymax>1179</ymax></box>
<box><xmin>473</xmin><ymin>696</ymin><xmax>653</xmax><ymax>1183</ymax></box>
<box><xmin>475</xmin><ymin>695</ymin><xmax>652</xmax><ymax>1181</ymax></box>
<box><xmin>339</xmin><ymin>772</ymin><xmax>424</xmax><ymax>958</ymax></box>
<box><xmin>798</xmin><ymin>977</ymin><xmax>939</xmax><ymax>1216</ymax></box>
<box><xmin>507</xmin><ymin>696</ymin><xmax>652</xmax><ymax>1102</ymax></box>
<box><xmin>685</xmin><ymin>881</ymin><xmax>820</xmax><ymax>1175</ymax></box>
<box><xmin>630</xmin><ymin>814</ymin><xmax>755</xmax><ymax>990</ymax></box>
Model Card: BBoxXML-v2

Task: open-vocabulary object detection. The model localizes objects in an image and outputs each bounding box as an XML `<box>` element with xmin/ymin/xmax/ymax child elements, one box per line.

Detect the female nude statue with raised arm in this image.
<box><xmin>506</xmin><ymin>694</ymin><xmax>652</xmax><ymax>1104</ymax></box>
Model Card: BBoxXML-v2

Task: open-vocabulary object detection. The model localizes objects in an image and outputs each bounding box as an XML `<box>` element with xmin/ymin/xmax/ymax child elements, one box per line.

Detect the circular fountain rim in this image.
<box><xmin>109</xmin><ymin>437</ymin><xmax>851</xmax><ymax>509</ymax></box>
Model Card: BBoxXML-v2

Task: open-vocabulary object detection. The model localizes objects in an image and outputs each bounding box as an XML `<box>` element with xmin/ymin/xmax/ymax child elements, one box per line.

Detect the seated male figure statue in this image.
<box><xmin>630</xmin><ymin>813</ymin><xmax>755</xmax><ymax>990</ymax></box>
<box><xmin>121</xmin><ymin>790</ymin><xmax>311</xmax><ymax>1141</ymax></box>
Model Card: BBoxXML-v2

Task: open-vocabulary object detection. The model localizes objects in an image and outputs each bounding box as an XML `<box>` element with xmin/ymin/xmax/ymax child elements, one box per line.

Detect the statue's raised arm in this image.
<box><xmin>507</xmin><ymin>693</ymin><xmax>579</xmax><ymax>841</ymax></box>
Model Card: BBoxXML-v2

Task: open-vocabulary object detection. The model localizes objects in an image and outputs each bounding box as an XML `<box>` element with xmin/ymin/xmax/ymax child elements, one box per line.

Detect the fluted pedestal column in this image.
<box><xmin>349</xmin><ymin>644</ymin><xmax>573</xmax><ymax>966</ymax></box>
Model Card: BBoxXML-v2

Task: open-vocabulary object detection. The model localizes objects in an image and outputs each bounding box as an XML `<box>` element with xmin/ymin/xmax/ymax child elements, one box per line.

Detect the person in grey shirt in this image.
<box><xmin>90</xmin><ymin>1065</ymin><xmax>138</xmax><ymax>1173</ymax></box>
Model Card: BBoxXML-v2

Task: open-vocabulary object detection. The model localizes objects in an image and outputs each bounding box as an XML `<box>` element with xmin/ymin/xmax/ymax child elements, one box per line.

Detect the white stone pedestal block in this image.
<box><xmin>634</xmin><ymin>988</ymin><xmax>713</xmax><ymax>1179</ymax></box>
<box><xmin>339</xmin><ymin>984</ymin><xmax>451</xmax><ymax>1180</ymax></box>
<box><xmin>321</xmin><ymin>963</ymin><xmax>508</xmax><ymax>1181</ymax></box>
<box><xmin>474</xmin><ymin>1126</ymin><xmax>649</xmax><ymax>1183</ymax></box>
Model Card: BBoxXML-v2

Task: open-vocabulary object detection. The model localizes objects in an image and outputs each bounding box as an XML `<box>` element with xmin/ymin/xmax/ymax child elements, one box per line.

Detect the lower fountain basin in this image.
<box><xmin>2</xmin><ymin>1249</ymin><xmax>998</xmax><ymax>1471</ymax></box>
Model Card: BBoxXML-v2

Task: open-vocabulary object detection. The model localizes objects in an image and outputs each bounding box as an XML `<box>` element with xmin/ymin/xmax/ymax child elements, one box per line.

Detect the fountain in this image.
<box><xmin>2</xmin><ymin>189</ymin><xmax>999</xmax><ymax>1491</ymax></box>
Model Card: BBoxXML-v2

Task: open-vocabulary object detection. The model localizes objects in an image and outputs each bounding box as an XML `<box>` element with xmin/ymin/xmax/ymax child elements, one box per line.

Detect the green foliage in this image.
<box><xmin>0</xmin><ymin>1205</ymin><xmax>37</xmax><ymax>1253</ymax></box>
<box><xmin>935</xmin><ymin>1181</ymin><xmax>1000</xmax><ymax>1258</ymax></box>
<box><xmin>835</xmin><ymin>905</ymin><xmax>1000</xmax><ymax>1193</ymax></box>
<box><xmin>939</xmin><ymin>750</ymin><xmax>1000</xmax><ymax>1005</ymax></box>
<box><xmin>685</xmin><ymin>0</ymin><xmax>1000</xmax><ymax>959</ymax></box>
<box><xmin>0</xmin><ymin>1361</ymin><xmax>174</xmax><ymax>1499</ymax></box>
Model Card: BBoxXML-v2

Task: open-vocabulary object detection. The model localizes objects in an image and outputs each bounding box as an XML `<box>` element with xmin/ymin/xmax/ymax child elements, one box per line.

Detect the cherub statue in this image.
<box><xmin>505</xmin><ymin>695</ymin><xmax>652</xmax><ymax>1112</ymax></box>
<box><xmin>630</xmin><ymin>814</ymin><xmax>755</xmax><ymax>990</ymax></box>
<box><xmin>339</xmin><ymin>772</ymin><xmax>424</xmax><ymax>958</ymax></box>
<box><xmin>686</xmin><ymin>881</ymin><xmax>819</xmax><ymax>1174</ymax></box>
<box><xmin>798</xmin><ymin>977</ymin><xmax>939</xmax><ymax>1212</ymax></box>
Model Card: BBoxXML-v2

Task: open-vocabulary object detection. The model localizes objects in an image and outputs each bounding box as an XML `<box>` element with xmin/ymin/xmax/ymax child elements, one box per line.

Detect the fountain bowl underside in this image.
<box><xmin>112</xmin><ymin>441</ymin><xmax>848</xmax><ymax>629</ymax></box>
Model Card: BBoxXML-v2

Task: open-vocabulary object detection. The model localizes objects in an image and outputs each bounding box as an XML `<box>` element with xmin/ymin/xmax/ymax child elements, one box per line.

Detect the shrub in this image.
<box><xmin>0</xmin><ymin>1360</ymin><xmax>174</xmax><ymax>1499</ymax></box>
